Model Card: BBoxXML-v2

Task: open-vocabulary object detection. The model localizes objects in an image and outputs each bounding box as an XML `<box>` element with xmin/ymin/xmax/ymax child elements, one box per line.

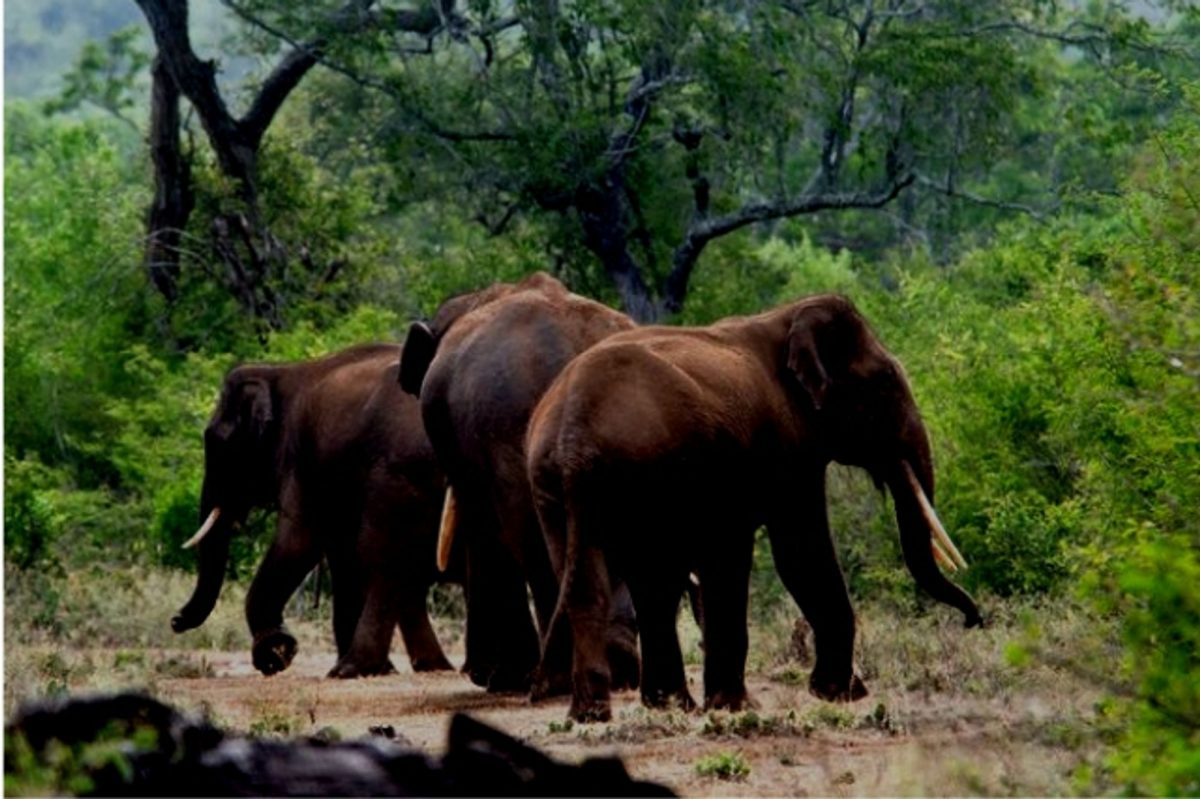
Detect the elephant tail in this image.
<box><xmin>436</xmin><ymin>486</ymin><xmax>458</xmax><ymax>572</ymax></box>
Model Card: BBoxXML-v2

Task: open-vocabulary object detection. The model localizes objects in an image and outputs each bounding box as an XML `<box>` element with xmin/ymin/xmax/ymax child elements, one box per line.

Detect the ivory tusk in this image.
<box><xmin>436</xmin><ymin>486</ymin><xmax>457</xmax><ymax>573</ymax></box>
<box><xmin>183</xmin><ymin>508</ymin><xmax>221</xmax><ymax>549</ymax></box>
<box><xmin>932</xmin><ymin>539</ymin><xmax>958</xmax><ymax>572</ymax></box>
<box><xmin>902</xmin><ymin>462</ymin><xmax>969</xmax><ymax>570</ymax></box>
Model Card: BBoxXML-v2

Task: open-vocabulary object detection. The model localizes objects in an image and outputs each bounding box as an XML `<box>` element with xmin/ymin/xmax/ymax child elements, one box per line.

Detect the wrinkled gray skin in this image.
<box><xmin>171</xmin><ymin>343</ymin><xmax>456</xmax><ymax>678</ymax></box>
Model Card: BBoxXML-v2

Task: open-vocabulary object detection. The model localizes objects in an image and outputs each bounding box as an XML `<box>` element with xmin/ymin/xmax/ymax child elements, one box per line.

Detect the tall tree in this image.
<box><xmin>130</xmin><ymin>0</ymin><xmax>457</xmax><ymax>325</ymax></box>
<box><xmin>226</xmin><ymin>0</ymin><xmax>1183</xmax><ymax>321</ymax></box>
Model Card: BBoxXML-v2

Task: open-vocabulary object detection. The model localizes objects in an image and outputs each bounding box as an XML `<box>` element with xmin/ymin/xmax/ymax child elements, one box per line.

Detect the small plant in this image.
<box><xmin>153</xmin><ymin>654</ymin><xmax>214</xmax><ymax>679</ymax></box>
<box><xmin>695</xmin><ymin>751</ymin><xmax>751</xmax><ymax>781</ymax></box>
<box><xmin>859</xmin><ymin>701</ymin><xmax>902</xmax><ymax>734</ymax></box>
<box><xmin>807</xmin><ymin>703</ymin><xmax>856</xmax><ymax>730</ymax></box>
<box><xmin>770</xmin><ymin>665</ymin><xmax>808</xmax><ymax>686</ymax></box>
<box><xmin>247</xmin><ymin>702</ymin><xmax>297</xmax><ymax>738</ymax></box>
<box><xmin>112</xmin><ymin>651</ymin><xmax>146</xmax><ymax>670</ymax></box>
<box><xmin>598</xmin><ymin>707</ymin><xmax>691</xmax><ymax>742</ymax></box>
<box><xmin>547</xmin><ymin>719</ymin><xmax>574</xmax><ymax>734</ymax></box>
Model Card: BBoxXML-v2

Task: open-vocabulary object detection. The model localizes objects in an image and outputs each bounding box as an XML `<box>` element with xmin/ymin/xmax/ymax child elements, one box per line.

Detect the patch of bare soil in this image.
<box><xmin>149</xmin><ymin>645</ymin><xmax>1096</xmax><ymax>797</ymax></box>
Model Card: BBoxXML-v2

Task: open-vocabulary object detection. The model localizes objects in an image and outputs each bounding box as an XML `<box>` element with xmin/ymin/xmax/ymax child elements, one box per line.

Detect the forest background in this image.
<box><xmin>4</xmin><ymin>1</ymin><xmax>1198</xmax><ymax>794</ymax></box>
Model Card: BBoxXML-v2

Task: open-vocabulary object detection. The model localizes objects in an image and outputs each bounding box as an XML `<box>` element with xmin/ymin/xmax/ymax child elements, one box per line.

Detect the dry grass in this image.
<box><xmin>5</xmin><ymin>562</ymin><xmax>1121</xmax><ymax>795</ymax></box>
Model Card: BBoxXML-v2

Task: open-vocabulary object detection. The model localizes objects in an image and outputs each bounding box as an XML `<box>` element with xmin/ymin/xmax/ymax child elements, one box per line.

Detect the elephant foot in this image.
<box><xmin>705</xmin><ymin>688</ymin><xmax>758</xmax><ymax>712</ymax></box>
<box><xmin>252</xmin><ymin>629</ymin><xmax>298</xmax><ymax>676</ymax></box>
<box><xmin>569</xmin><ymin>695</ymin><xmax>612</xmax><ymax>724</ymax></box>
<box><xmin>486</xmin><ymin>664</ymin><xmax>533</xmax><ymax>694</ymax></box>
<box><xmin>642</xmin><ymin>686</ymin><xmax>697</xmax><ymax>714</ymax></box>
<box><xmin>530</xmin><ymin>667</ymin><xmax>572</xmax><ymax>703</ymax></box>
<box><xmin>608</xmin><ymin>643</ymin><xmax>641</xmax><ymax>693</ymax></box>
<box><xmin>808</xmin><ymin>672</ymin><xmax>868</xmax><ymax>703</ymax></box>
<box><xmin>327</xmin><ymin>657</ymin><xmax>397</xmax><ymax>679</ymax></box>
<box><xmin>411</xmin><ymin>652</ymin><xmax>454</xmax><ymax>672</ymax></box>
<box><xmin>964</xmin><ymin>610</ymin><xmax>985</xmax><ymax>629</ymax></box>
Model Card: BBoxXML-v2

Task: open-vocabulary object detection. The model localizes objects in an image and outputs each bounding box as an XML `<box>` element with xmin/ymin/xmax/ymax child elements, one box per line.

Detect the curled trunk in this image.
<box><xmin>171</xmin><ymin>505</ymin><xmax>233</xmax><ymax>633</ymax></box>
<box><xmin>887</xmin><ymin>458</ymin><xmax>983</xmax><ymax>628</ymax></box>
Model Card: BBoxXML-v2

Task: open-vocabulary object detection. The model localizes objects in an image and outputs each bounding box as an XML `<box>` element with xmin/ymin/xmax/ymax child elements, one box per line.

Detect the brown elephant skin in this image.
<box><xmin>527</xmin><ymin>294</ymin><xmax>982</xmax><ymax>722</ymax></box>
<box><xmin>399</xmin><ymin>272</ymin><xmax>641</xmax><ymax>693</ymax></box>
<box><xmin>171</xmin><ymin>343</ymin><xmax>456</xmax><ymax>679</ymax></box>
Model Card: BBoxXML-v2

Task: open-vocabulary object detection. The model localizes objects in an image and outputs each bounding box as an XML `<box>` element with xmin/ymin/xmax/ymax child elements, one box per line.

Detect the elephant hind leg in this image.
<box><xmin>564</xmin><ymin>537</ymin><xmax>615</xmax><ymax>722</ymax></box>
<box><xmin>397</xmin><ymin>585</ymin><xmax>453</xmax><ymax>672</ymax></box>
<box><xmin>606</xmin><ymin>579</ymin><xmax>640</xmax><ymax>693</ymax></box>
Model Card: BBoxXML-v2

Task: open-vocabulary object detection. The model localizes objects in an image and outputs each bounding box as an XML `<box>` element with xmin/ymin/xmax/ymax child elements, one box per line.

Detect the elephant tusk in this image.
<box><xmin>932</xmin><ymin>539</ymin><xmax>958</xmax><ymax>573</ymax></box>
<box><xmin>183</xmin><ymin>508</ymin><xmax>221</xmax><ymax>549</ymax></box>
<box><xmin>436</xmin><ymin>487</ymin><xmax>457</xmax><ymax>572</ymax></box>
<box><xmin>902</xmin><ymin>462</ymin><xmax>969</xmax><ymax>571</ymax></box>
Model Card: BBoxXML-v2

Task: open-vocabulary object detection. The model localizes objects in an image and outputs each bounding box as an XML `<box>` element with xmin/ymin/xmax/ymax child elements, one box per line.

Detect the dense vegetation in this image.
<box><xmin>5</xmin><ymin>1</ymin><xmax>1199</xmax><ymax>794</ymax></box>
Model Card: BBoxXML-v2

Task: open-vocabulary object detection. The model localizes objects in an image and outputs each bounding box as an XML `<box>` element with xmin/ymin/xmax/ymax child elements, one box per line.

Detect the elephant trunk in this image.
<box><xmin>171</xmin><ymin>498</ymin><xmax>233</xmax><ymax>633</ymax></box>
<box><xmin>887</xmin><ymin>455</ymin><xmax>983</xmax><ymax>628</ymax></box>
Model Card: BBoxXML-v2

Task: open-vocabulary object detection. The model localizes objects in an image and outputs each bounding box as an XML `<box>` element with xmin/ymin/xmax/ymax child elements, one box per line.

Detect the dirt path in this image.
<box><xmin>147</xmin><ymin>646</ymin><xmax>1092</xmax><ymax>796</ymax></box>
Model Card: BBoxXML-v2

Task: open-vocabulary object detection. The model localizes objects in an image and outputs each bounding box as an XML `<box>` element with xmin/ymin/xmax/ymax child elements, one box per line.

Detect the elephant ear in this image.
<box><xmin>786</xmin><ymin>296</ymin><xmax>861</xmax><ymax>411</ymax></box>
<box><xmin>398</xmin><ymin>283</ymin><xmax>515</xmax><ymax>396</ymax></box>
<box><xmin>236</xmin><ymin>378</ymin><xmax>275</xmax><ymax>441</ymax></box>
<box><xmin>399</xmin><ymin>321</ymin><xmax>436</xmax><ymax>396</ymax></box>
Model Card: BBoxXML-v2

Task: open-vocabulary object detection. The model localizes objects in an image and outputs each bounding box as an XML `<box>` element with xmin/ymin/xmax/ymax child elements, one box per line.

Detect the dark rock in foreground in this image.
<box><xmin>6</xmin><ymin>692</ymin><xmax>675</xmax><ymax>797</ymax></box>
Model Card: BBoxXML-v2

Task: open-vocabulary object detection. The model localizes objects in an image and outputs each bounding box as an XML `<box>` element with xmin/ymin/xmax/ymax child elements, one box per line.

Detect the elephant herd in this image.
<box><xmin>172</xmin><ymin>272</ymin><xmax>981</xmax><ymax>723</ymax></box>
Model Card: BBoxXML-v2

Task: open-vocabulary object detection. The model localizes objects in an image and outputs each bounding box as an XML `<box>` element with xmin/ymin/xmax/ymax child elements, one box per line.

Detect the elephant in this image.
<box><xmin>398</xmin><ymin>272</ymin><xmax>642</xmax><ymax>693</ymax></box>
<box><xmin>171</xmin><ymin>343</ymin><xmax>457</xmax><ymax>679</ymax></box>
<box><xmin>526</xmin><ymin>293</ymin><xmax>981</xmax><ymax>722</ymax></box>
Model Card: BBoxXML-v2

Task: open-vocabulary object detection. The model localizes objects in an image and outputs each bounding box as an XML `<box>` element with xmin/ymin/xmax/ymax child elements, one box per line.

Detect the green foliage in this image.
<box><xmin>4</xmin><ymin>719</ymin><xmax>161</xmax><ymax>797</ymax></box>
<box><xmin>694</xmin><ymin>750</ymin><xmax>751</xmax><ymax>781</ymax></box>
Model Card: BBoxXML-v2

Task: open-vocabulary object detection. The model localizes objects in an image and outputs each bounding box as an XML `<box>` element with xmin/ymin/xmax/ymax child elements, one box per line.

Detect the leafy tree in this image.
<box><xmin>227</xmin><ymin>0</ymin><xmax>1188</xmax><ymax>320</ymax></box>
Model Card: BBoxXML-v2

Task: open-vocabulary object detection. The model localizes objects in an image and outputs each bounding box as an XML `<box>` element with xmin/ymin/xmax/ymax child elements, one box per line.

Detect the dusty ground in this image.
<box><xmin>6</xmin><ymin>576</ymin><xmax>1111</xmax><ymax>796</ymax></box>
<box><xmin>89</xmin><ymin>640</ymin><xmax>1096</xmax><ymax>798</ymax></box>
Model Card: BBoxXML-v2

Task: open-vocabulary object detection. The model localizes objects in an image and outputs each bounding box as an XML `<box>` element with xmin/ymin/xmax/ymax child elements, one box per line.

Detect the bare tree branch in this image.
<box><xmin>915</xmin><ymin>172</ymin><xmax>1052</xmax><ymax>220</ymax></box>
<box><xmin>663</xmin><ymin>173</ymin><xmax>917</xmax><ymax>313</ymax></box>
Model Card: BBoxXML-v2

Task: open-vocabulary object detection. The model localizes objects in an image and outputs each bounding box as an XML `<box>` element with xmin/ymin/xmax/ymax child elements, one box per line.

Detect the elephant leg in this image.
<box><xmin>698</xmin><ymin>530</ymin><xmax>754</xmax><ymax>711</ymax></box>
<box><xmin>768</xmin><ymin>499</ymin><xmax>866</xmax><ymax>703</ymax></box>
<box><xmin>627</xmin><ymin>566</ymin><xmax>695</xmax><ymax>714</ymax></box>
<box><xmin>327</xmin><ymin>546</ymin><xmax>366</xmax><ymax>659</ymax></box>
<box><xmin>607</xmin><ymin>579</ymin><xmax>640</xmax><ymax>692</ymax></box>
<box><xmin>245</xmin><ymin>513</ymin><xmax>321</xmax><ymax>677</ymax></box>
<box><xmin>564</xmin><ymin>539</ymin><xmax>615</xmax><ymax>723</ymax></box>
<box><xmin>530</xmin><ymin>476</ymin><xmax>575</xmax><ymax>701</ymax></box>
<box><xmin>396</xmin><ymin>581</ymin><xmax>453</xmax><ymax>672</ymax></box>
<box><xmin>327</xmin><ymin>564</ymin><xmax>399</xmax><ymax>679</ymax></box>
<box><xmin>463</xmin><ymin>534</ymin><xmax>540</xmax><ymax>692</ymax></box>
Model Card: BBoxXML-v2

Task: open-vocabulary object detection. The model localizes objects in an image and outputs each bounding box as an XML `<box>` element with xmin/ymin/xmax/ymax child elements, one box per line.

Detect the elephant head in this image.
<box><xmin>784</xmin><ymin>296</ymin><xmax>981</xmax><ymax>626</ymax></box>
<box><xmin>171</xmin><ymin>366</ymin><xmax>282</xmax><ymax>633</ymax></box>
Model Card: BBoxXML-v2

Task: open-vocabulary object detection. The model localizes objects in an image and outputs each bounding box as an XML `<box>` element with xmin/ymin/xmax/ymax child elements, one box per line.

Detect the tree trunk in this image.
<box><xmin>143</xmin><ymin>55</ymin><xmax>194</xmax><ymax>303</ymax></box>
<box><xmin>576</xmin><ymin>186</ymin><xmax>660</xmax><ymax>323</ymax></box>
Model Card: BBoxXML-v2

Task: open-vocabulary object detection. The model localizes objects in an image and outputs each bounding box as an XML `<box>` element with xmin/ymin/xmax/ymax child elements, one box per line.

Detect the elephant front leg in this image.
<box><xmin>245</xmin><ymin>518</ymin><xmax>321</xmax><ymax>676</ymax></box>
<box><xmin>768</xmin><ymin>507</ymin><xmax>867</xmax><ymax>703</ymax></box>
<box><xmin>627</xmin><ymin>567</ymin><xmax>695</xmax><ymax>715</ymax></box>
<box><xmin>698</xmin><ymin>531</ymin><xmax>755</xmax><ymax>711</ymax></box>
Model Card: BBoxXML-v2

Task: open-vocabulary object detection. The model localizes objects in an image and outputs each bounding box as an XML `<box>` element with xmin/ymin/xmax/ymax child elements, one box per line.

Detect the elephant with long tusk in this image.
<box><xmin>527</xmin><ymin>294</ymin><xmax>982</xmax><ymax>723</ymax></box>
<box><xmin>172</xmin><ymin>343</ymin><xmax>460</xmax><ymax>679</ymax></box>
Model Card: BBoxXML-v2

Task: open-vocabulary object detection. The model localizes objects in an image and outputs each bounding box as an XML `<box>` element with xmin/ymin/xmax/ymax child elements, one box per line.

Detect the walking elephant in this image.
<box><xmin>527</xmin><ymin>294</ymin><xmax>982</xmax><ymax>722</ymax></box>
<box><xmin>398</xmin><ymin>272</ymin><xmax>640</xmax><ymax>693</ymax></box>
<box><xmin>171</xmin><ymin>343</ymin><xmax>456</xmax><ymax>679</ymax></box>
